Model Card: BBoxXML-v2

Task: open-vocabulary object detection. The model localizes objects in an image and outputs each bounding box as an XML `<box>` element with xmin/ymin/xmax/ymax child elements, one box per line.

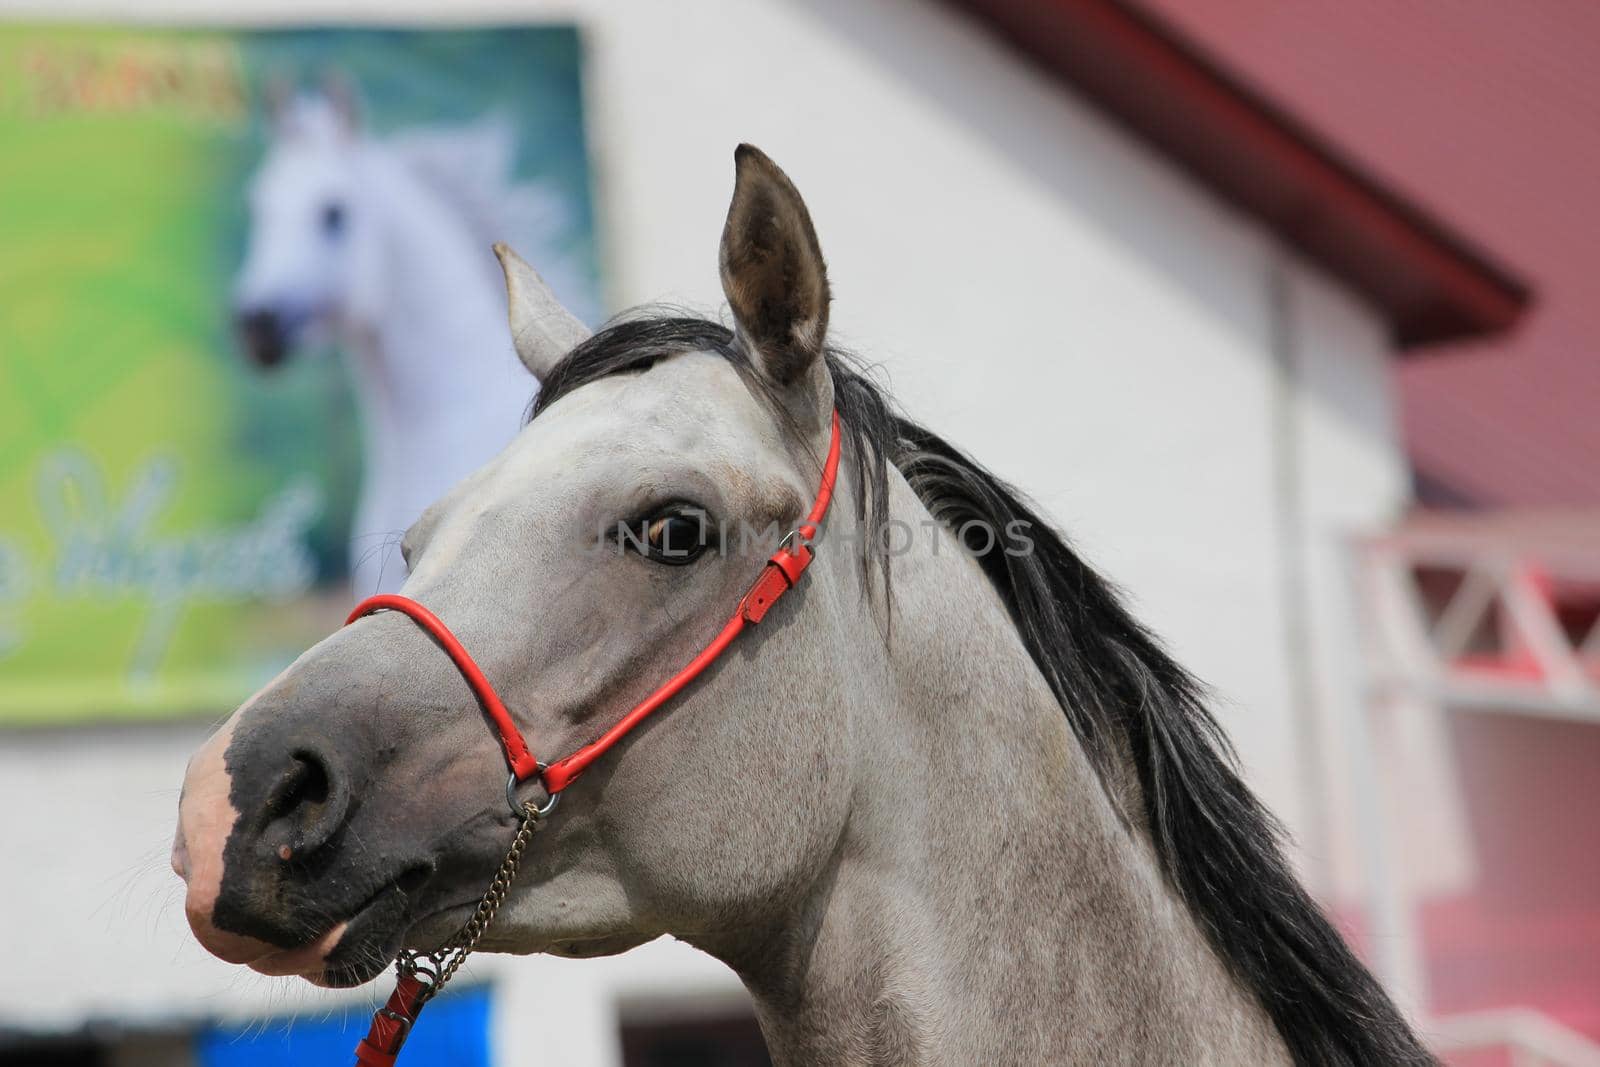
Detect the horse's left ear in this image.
<box><xmin>720</xmin><ymin>145</ymin><xmax>832</xmax><ymax>408</ymax></box>
<box><xmin>264</xmin><ymin>74</ymin><xmax>294</xmax><ymax>132</ymax></box>
<box><xmin>494</xmin><ymin>243</ymin><xmax>591</xmax><ymax>381</ymax></box>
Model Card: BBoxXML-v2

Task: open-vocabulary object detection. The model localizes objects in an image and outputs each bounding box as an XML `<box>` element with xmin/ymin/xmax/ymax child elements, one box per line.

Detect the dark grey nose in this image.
<box><xmin>234</xmin><ymin>307</ymin><xmax>289</xmax><ymax>369</ymax></box>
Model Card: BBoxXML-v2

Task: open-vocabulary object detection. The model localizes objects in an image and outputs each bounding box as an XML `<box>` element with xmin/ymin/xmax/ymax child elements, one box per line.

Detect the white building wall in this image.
<box><xmin>0</xmin><ymin>0</ymin><xmax>1411</xmax><ymax>1062</ymax></box>
<box><xmin>1279</xmin><ymin>262</ymin><xmax>1413</xmax><ymax>895</ymax></box>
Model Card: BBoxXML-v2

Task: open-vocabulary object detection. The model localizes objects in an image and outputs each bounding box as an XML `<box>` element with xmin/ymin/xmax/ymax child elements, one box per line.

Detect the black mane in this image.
<box><xmin>533</xmin><ymin>315</ymin><xmax>1435</xmax><ymax>1067</ymax></box>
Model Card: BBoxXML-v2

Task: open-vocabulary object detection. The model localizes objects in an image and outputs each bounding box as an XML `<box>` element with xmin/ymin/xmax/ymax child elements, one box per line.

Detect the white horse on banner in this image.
<box><xmin>232</xmin><ymin>86</ymin><xmax>595</xmax><ymax>595</ymax></box>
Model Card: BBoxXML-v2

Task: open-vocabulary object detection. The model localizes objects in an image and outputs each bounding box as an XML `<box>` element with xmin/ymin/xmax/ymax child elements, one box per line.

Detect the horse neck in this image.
<box><xmin>349</xmin><ymin>144</ymin><xmax>528</xmax><ymax>443</ymax></box>
<box><xmin>710</xmin><ymin>465</ymin><xmax>1286</xmax><ymax>1065</ymax></box>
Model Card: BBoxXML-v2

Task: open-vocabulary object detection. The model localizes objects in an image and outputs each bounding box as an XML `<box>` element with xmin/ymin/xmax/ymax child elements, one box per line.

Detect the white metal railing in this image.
<box><xmin>1345</xmin><ymin>515</ymin><xmax>1600</xmax><ymax>1034</ymax></box>
<box><xmin>1356</xmin><ymin>523</ymin><xmax>1600</xmax><ymax>725</ymax></box>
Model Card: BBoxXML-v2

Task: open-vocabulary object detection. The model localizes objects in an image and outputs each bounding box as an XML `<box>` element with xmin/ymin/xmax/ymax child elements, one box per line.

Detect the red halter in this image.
<box><xmin>345</xmin><ymin>409</ymin><xmax>840</xmax><ymax>799</ymax></box>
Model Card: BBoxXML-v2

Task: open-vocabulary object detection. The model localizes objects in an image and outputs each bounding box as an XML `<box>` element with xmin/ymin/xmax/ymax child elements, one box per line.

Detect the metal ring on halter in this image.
<box><xmin>777</xmin><ymin>528</ymin><xmax>804</xmax><ymax>555</ymax></box>
<box><xmin>406</xmin><ymin>954</ymin><xmax>441</xmax><ymax>985</ymax></box>
<box><xmin>506</xmin><ymin>767</ymin><xmax>561</xmax><ymax>820</ymax></box>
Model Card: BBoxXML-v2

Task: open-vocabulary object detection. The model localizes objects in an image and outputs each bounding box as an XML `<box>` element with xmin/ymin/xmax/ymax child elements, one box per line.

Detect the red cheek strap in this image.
<box><xmin>344</xmin><ymin>409</ymin><xmax>841</xmax><ymax>799</ymax></box>
<box><xmin>345</xmin><ymin>594</ymin><xmax>541</xmax><ymax>781</ymax></box>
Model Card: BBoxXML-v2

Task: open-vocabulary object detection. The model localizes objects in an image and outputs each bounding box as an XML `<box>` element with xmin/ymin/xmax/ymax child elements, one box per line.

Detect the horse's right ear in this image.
<box><xmin>719</xmin><ymin>145</ymin><xmax>831</xmax><ymax>400</ymax></box>
<box><xmin>494</xmin><ymin>243</ymin><xmax>591</xmax><ymax>381</ymax></box>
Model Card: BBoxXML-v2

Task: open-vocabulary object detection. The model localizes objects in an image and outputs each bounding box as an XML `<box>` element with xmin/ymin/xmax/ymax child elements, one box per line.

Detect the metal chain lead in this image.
<box><xmin>395</xmin><ymin>801</ymin><xmax>544</xmax><ymax>1004</ymax></box>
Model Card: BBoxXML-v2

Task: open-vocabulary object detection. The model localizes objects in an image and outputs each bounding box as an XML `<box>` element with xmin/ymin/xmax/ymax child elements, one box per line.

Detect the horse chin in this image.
<box><xmin>306</xmin><ymin>954</ymin><xmax>395</xmax><ymax>990</ymax></box>
<box><xmin>402</xmin><ymin>904</ymin><xmax>477</xmax><ymax>951</ymax></box>
<box><xmin>252</xmin><ymin>867</ymin><xmax>444</xmax><ymax>989</ymax></box>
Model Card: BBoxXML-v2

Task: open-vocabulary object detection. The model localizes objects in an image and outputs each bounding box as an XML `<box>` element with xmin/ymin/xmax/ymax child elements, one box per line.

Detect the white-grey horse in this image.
<box><xmin>177</xmin><ymin>146</ymin><xmax>1432</xmax><ymax>1065</ymax></box>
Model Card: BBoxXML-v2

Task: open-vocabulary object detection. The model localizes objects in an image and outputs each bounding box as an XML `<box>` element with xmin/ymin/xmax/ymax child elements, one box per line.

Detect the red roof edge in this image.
<box><xmin>943</xmin><ymin>0</ymin><xmax>1531</xmax><ymax>349</ymax></box>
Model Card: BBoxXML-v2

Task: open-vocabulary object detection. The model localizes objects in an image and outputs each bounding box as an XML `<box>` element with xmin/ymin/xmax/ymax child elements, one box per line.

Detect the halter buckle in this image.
<box><xmin>375</xmin><ymin>1008</ymin><xmax>413</xmax><ymax>1045</ymax></box>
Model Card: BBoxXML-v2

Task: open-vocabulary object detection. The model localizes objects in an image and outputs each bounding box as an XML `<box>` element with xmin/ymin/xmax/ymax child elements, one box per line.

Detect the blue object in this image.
<box><xmin>197</xmin><ymin>984</ymin><xmax>492</xmax><ymax>1066</ymax></box>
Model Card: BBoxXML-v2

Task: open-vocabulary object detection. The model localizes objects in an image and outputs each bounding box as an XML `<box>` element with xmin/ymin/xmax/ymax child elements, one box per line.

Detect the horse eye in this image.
<box><xmin>321</xmin><ymin>202</ymin><xmax>346</xmax><ymax>237</ymax></box>
<box><xmin>634</xmin><ymin>506</ymin><xmax>713</xmax><ymax>566</ymax></box>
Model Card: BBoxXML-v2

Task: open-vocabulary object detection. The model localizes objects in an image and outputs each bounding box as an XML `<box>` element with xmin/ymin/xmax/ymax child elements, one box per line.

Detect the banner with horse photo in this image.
<box><xmin>0</xmin><ymin>25</ymin><xmax>600</xmax><ymax>724</ymax></box>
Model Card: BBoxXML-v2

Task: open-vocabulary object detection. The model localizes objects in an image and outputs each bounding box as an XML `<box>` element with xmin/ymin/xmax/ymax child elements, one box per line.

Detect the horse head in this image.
<box><xmin>178</xmin><ymin>145</ymin><xmax>858</xmax><ymax>986</ymax></box>
<box><xmin>232</xmin><ymin>81</ymin><xmax>366</xmax><ymax>370</ymax></box>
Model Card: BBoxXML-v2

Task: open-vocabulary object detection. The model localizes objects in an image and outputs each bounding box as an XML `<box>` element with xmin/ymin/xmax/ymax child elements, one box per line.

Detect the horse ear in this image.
<box><xmin>494</xmin><ymin>243</ymin><xmax>591</xmax><ymax>381</ymax></box>
<box><xmin>264</xmin><ymin>74</ymin><xmax>294</xmax><ymax>131</ymax></box>
<box><xmin>321</xmin><ymin>71</ymin><xmax>361</xmax><ymax>136</ymax></box>
<box><xmin>719</xmin><ymin>145</ymin><xmax>831</xmax><ymax>395</ymax></box>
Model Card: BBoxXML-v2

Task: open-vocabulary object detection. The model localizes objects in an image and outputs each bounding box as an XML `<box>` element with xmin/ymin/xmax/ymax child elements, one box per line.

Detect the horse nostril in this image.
<box><xmin>262</xmin><ymin>748</ymin><xmax>347</xmax><ymax>858</ymax></box>
<box><xmin>270</xmin><ymin>751</ymin><xmax>329</xmax><ymax>814</ymax></box>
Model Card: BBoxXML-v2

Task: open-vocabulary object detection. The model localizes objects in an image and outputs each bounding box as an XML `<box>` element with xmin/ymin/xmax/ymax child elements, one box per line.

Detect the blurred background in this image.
<box><xmin>0</xmin><ymin>2</ymin><xmax>1593</xmax><ymax>1065</ymax></box>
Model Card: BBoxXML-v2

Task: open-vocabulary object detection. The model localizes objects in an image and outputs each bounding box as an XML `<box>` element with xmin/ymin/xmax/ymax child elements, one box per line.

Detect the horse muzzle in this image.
<box><xmin>233</xmin><ymin>306</ymin><xmax>293</xmax><ymax>369</ymax></box>
<box><xmin>174</xmin><ymin>698</ymin><xmax>380</xmax><ymax>979</ymax></box>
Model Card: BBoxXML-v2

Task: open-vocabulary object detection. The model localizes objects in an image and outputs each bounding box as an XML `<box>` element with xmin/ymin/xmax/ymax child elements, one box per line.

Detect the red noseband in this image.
<box><xmin>344</xmin><ymin>409</ymin><xmax>842</xmax><ymax>799</ymax></box>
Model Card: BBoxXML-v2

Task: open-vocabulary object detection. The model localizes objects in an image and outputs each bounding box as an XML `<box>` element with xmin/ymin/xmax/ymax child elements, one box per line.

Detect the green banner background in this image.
<box><xmin>0</xmin><ymin>25</ymin><xmax>596</xmax><ymax>723</ymax></box>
